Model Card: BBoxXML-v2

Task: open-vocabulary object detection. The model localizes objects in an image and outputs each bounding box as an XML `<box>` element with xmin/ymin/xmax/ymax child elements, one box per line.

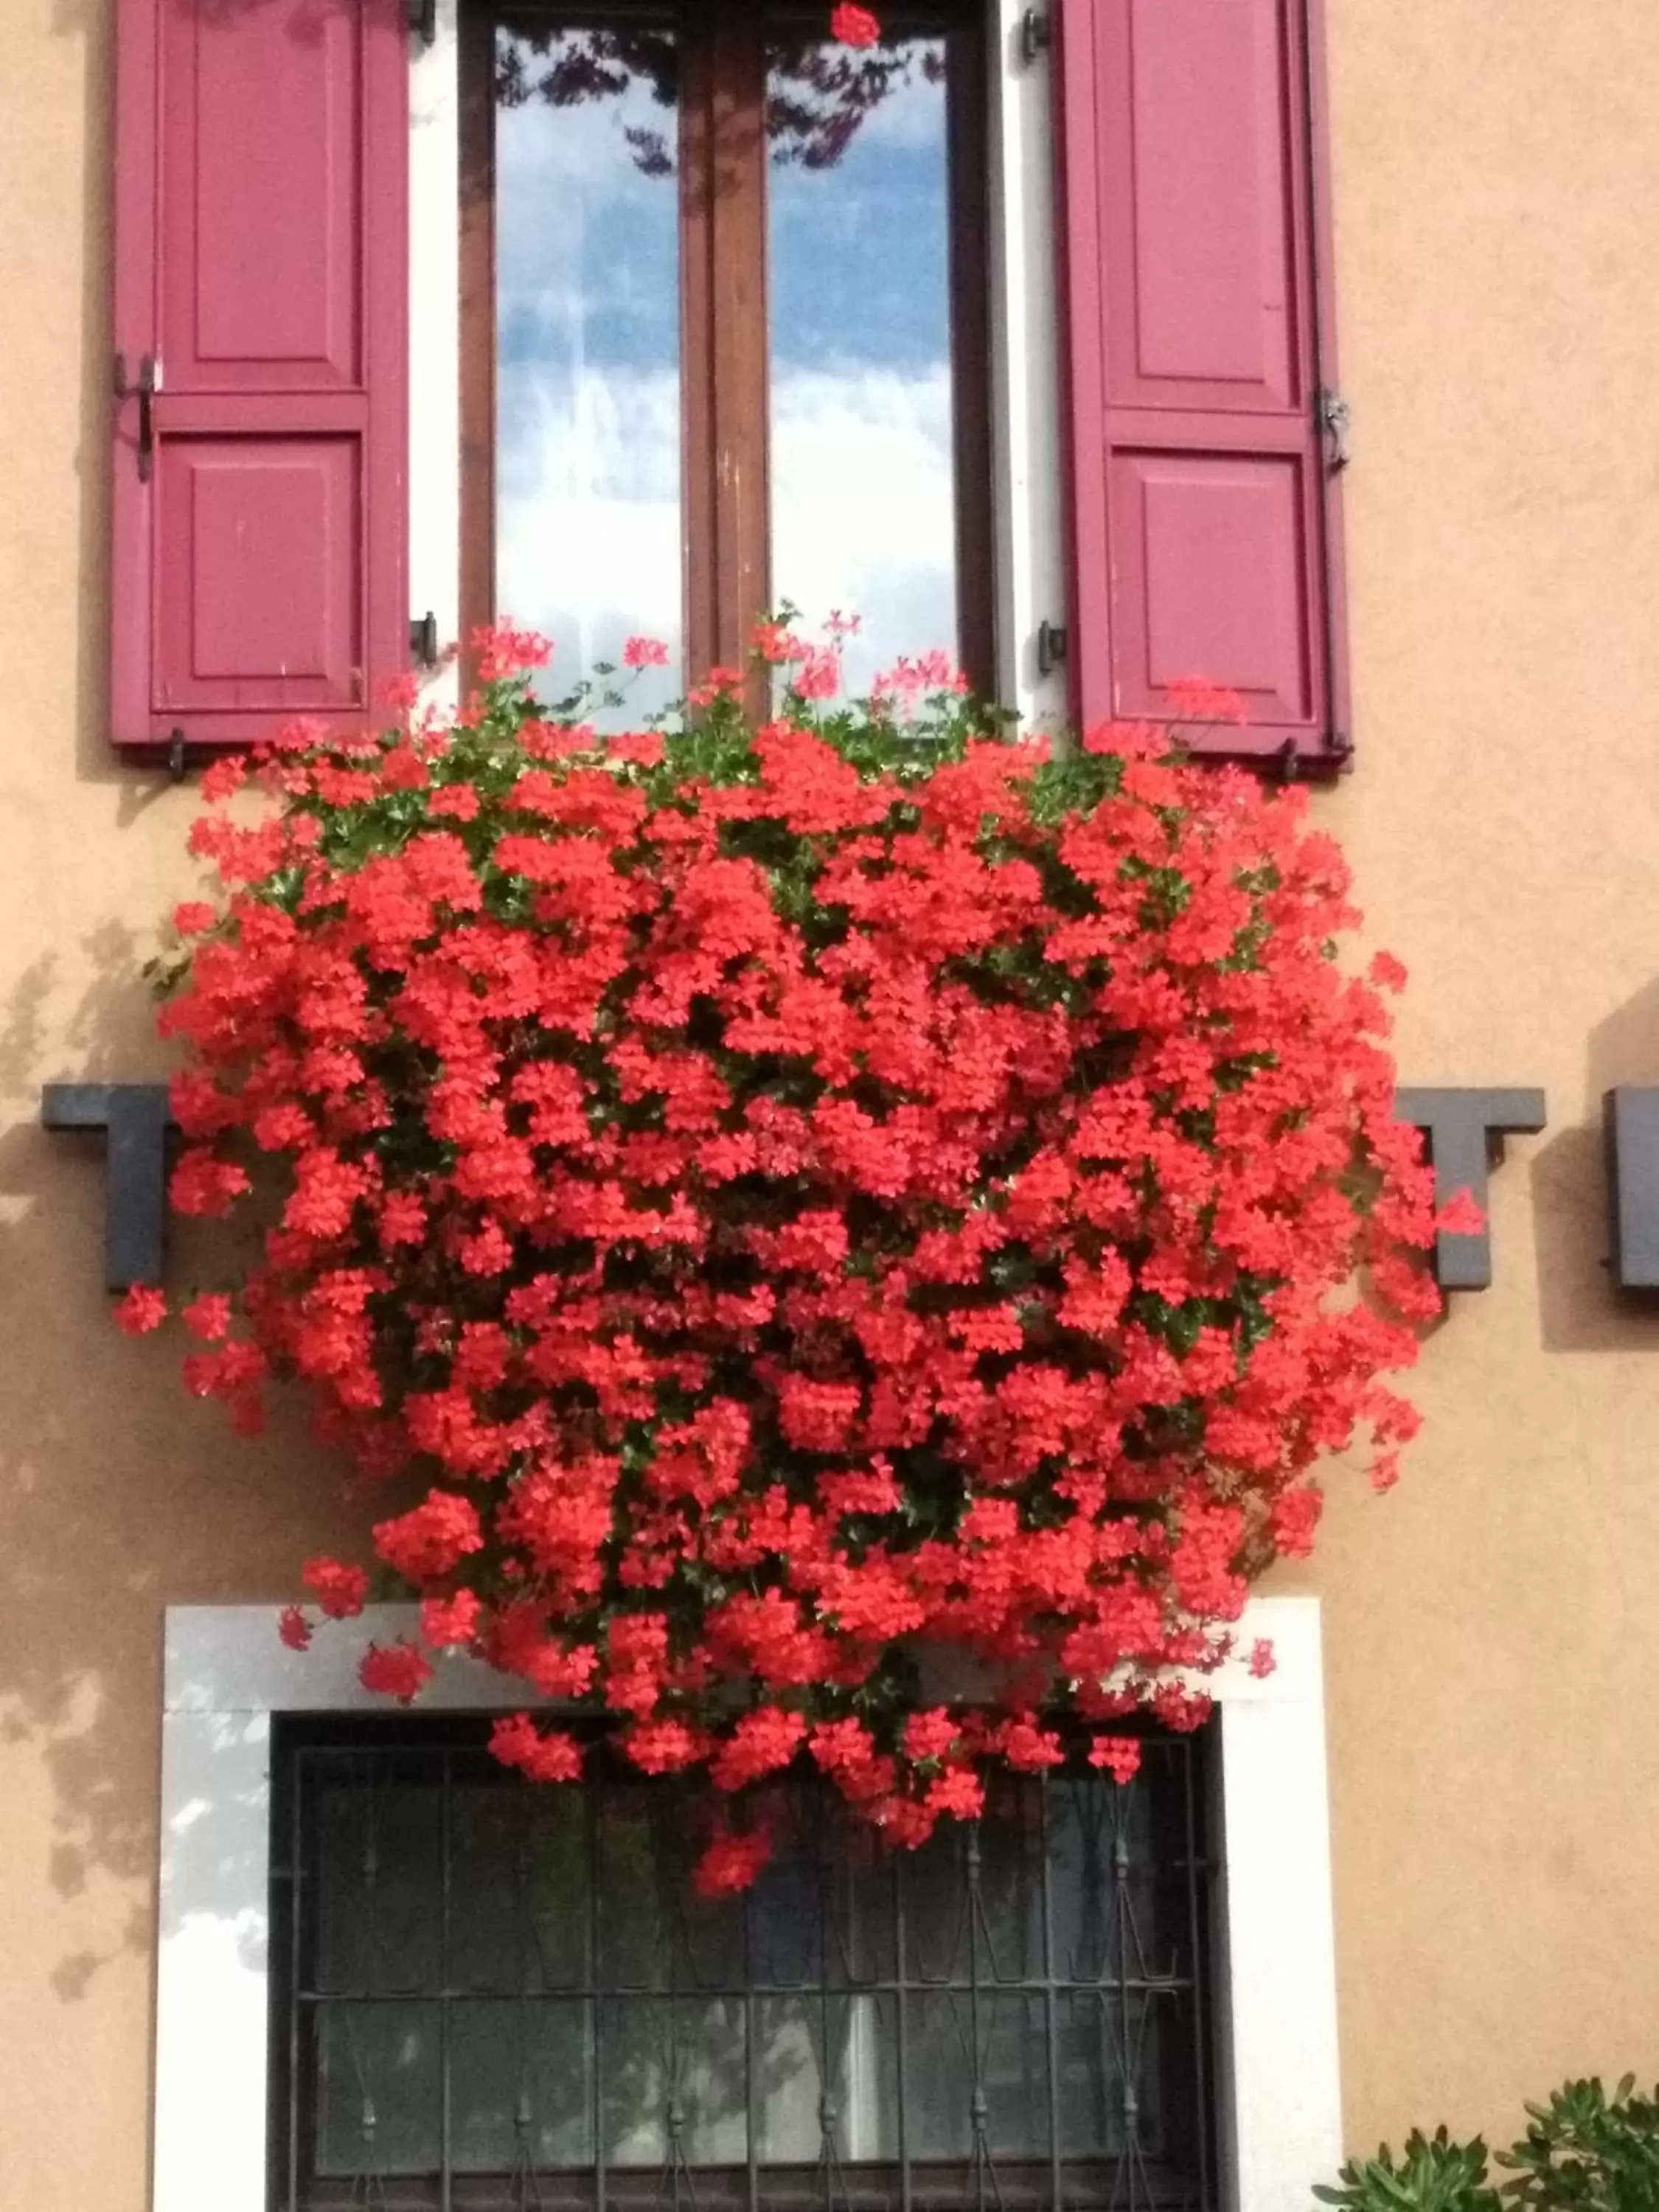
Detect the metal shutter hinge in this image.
<box><xmin>114</xmin><ymin>352</ymin><xmax>159</xmax><ymax>483</ymax></box>
<box><xmin>410</xmin><ymin>0</ymin><xmax>437</xmax><ymax>46</ymax></box>
<box><xmin>1036</xmin><ymin>619</ymin><xmax>1068</xmax><ymax>678</ymax></box>
<box><xmin>1318</xmin><ymin>387</ymin><xmax>1352</xmax><ymax>470</ymax></box>
<box><xmin>410</xmin><ymin>611</ymin><xmax>439</xmax><ymax>667</ymax></box>
<box><xmin>1019</xmin><ymin>10</ymin><xmax>1053</xmax><ymax>66</ymax></box>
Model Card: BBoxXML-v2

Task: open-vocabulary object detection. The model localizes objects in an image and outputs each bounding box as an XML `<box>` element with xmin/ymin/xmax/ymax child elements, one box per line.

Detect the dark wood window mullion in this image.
<box><xmin>458</xmin><ymin>1</ymin><xmax>499</xmax><ymax>678</ymax></box>
<box><xmin>682</xmin><ymin>1</ymin><xmax>771</xmax><ymax>697</ymax></box>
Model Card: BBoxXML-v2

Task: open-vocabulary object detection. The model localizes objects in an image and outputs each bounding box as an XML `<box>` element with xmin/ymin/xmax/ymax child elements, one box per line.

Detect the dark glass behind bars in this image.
<box><xmin>269</xmin><ymin>1724</ymin><xmax>1216</xmax><ymax>2212</ymax></box>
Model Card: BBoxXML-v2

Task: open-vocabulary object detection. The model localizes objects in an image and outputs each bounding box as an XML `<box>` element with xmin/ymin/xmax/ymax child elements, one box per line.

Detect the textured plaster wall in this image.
<box><xmin>0</xmin><ymin>0</ymin><xmax>1656</xmax><ymax>2202</ymax></box>
<box><xmin>1316</xmin><ymin>0</ymin><xmax>1659</xmax><ymax>2154</ymax></box>
<box><xmin>0</xmin><ymin>17</ymin><xmax>359</xmax><ymax>2204</ymax></box>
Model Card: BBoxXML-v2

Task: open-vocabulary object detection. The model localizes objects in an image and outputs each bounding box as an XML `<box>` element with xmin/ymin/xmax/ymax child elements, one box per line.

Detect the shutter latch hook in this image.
<box><xmin>1318</xmin><ymin>387</ymin><xmax>1352</xmax><ymax>471</ymax></box>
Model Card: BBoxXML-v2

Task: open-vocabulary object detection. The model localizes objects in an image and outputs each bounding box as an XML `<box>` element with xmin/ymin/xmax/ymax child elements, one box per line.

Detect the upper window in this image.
<box><xmin>459</xmin><ymin>1</ymin><xmax>994</xmax><ymax>710</ymax></box>
<box><xmin>111</xmin><ymin>0</ymin><xmax>1345</xmax><ymax>764</ymax></box>
<box><xmin>268</xmin><ymin>1720</ymin><xmax>1216</xmax><ymax>2212</ymax></box>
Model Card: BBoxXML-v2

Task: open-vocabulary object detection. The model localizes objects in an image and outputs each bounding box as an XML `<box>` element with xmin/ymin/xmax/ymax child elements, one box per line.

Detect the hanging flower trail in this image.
<box><xmin>131</xmin><ymin>621</ymin><xmax>1443</xmax><ymax>1893</ymax></box>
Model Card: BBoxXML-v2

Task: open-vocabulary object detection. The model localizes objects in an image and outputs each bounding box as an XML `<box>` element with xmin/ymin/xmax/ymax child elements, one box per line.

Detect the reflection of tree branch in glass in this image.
<box><xmin>494</xmin><ymin>20</ymin><xmax>941</xmax><ymax>178</ymax></box>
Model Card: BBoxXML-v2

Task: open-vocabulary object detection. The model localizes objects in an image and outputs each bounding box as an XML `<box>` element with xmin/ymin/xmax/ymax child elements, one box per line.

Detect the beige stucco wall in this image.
<box><xmin>0</xmin><ymin>0</ymin><xmax>1656</xmax><ymax>2201</ymax></box>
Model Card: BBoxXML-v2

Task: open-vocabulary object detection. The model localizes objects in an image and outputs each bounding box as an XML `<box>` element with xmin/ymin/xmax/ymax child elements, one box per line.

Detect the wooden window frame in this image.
<box><xmin>457</xmin><ymin>0</ymin><xmax>995</xmax><ymax>698</ymax></box>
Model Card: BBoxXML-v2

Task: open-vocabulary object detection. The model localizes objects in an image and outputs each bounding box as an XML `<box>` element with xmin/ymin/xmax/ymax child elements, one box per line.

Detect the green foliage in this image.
<box><xmin>1316</xmin><ymin>2081</ymin><xmax>1659</xmax><ymax>2212</ymax></box>
<box><xmin>1315</xmin><ymin>2129</ymin><xmax>1501</xmax><ymax>2212</ymax></box>
<box><xmin>1498</xmin><ymin>2077</ymin><xmax>1659</xmax><ymax>2212</ymax></box>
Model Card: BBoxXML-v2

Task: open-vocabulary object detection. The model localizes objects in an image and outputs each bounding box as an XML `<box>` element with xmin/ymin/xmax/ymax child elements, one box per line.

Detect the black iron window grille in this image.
<box><xmin>269</xmin><ymin>1719</ymin><xmax>1217</xmax><ymax>2212</ymax></box>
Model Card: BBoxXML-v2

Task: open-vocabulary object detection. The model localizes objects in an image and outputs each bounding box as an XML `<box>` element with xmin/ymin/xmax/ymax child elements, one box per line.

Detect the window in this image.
<box><xmin>154</xmin><ymin>1599</ymin><xmax>1340</xmax><ymax>2212</ymax></box>
<box><xmin>268</xmin><ymin>1719</ymin><xmax>1215</xmax><ymax>2211</ymax></box>
<box><xmin>459</xmin><ymin>2</ymin><xmax>994</xmax><ymax>709</ymax></box>
<box><xmin>109</xmin><ymin>0</ymin><xmax>1343</xmax><ymax>758</ymax></box>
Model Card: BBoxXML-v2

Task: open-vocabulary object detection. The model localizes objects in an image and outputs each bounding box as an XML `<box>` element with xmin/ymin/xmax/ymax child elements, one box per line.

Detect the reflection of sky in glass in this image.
<box><xmin>495</xmin><ymin>30</ymin><xmax>683</xmax><ymax>724</ymax></box>
<box><xmin>768</xmin><ymin>39</ymin><xmax>958</xmax><ymax>703</ymax></box>
<box><xmin>495</xmin><ymin>26</ymin><xmax>959</xmax><ymax>718</ymax></box>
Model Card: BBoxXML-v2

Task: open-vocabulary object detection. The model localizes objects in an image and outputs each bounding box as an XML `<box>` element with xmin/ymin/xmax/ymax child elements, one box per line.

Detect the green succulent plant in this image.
<box><xmin>1315</xmin><ymin>2078</ymin><xmax>1659</xmax><ymax>2212</ymax></box>
<box><xmin>1497</xmin><ymin>2076</ymin><xmax>1659</xmax><ymax>2212</ymax></box>
<box><xmin>1315</xmin><ymin>2128</ymin><xmax>1502</xmax><ymax>2212</ymax></box>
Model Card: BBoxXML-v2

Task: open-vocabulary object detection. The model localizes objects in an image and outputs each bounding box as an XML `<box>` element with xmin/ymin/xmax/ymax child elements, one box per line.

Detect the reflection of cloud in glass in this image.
<box><xmin>770</xmin><ymin>38</ymin><xmax>949</xmax><ymax>374</ymax></box>
<box><xmin>497</xmin><ymin>366</ymin><xmax>683</xmax><ymax>723</ymax></box>
<box><xmin>495</xmin><ymin>30</ymin><xmax>682</xmax><ymax>720</ymax></box>
<box><xmin>841</xmin><ymin>64</ymin><xmax>943</xmax><ymax>151</ymax></box>
<box><xmin>493</xmin><ymin>24</ymin><xmax>961</xmax><ymax>714</ymax></box>
<box><xmin>498</xmin><ymin>364</ymin><xmax>958</xmax><ymax>714</ymax></box>
<box><xmin>769</xmin><ymin>35</ymin><xmax>957</xmax><ymax>692</ymax></box>
<box><xmin>771</xmin><ymin>366</ymin><xmax>957</xmax><ymax>698</ymax></box>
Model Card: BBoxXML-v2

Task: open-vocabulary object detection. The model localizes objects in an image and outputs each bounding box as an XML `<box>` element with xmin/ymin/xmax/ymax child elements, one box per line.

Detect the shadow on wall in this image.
<box><xmin>1531</xmin><ymin>973</ymin><xmax>1659</xmax><ymax>1352</ymax></box>
<box><xmin>0</xmin><ymin>928</ymin><xmax>361</xmax><ymax>2006</ymax></box>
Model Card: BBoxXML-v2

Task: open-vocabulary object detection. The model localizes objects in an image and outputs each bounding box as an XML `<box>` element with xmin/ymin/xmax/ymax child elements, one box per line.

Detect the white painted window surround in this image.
<box><xmin>153</xmin><ymin>1593</ymin><xmax>1341</xmax><ymax>2212</ymax></box>
<box><xmin>406</xmin><ymin>0</ymin><xmax>1068</xmax><ymax>733</ymax></box>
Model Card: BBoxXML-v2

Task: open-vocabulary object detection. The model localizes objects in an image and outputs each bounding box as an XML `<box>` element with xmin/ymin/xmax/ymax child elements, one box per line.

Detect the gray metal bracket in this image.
<box><xmin>42</xmin><ymin>1083</ymin><xmax>175</xmax><ymax>1292</ymax></box>
<box><xmin>1394</xmin><ymin>1087</ymin><xmax>1548</xmax><ymax>1290</ymax></box>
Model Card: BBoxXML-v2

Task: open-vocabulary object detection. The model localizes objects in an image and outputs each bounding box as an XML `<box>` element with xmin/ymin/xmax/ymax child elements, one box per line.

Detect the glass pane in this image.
<box><xmin>902</xmin><ymin>1792</ymin><xmax>1045</xmax><ymax>1989</ymax></box>
<box><xmin>495</xmin><ymin>20</ymin><xmax>683</xmax><ymax>720</ymax></box>
<box><xmin>285</xmin><ymin>1743</ymin><xmax>1211</xmax><ymax>2208</ymax></box>
<box><xmin>311</xmin><ymin>1759</ymin><xmax>442</xmax><ymax>1997</ymax></box>
<box><xmin>905</xmin><ymin>1989</ymin><xmax>1048</xmax><ymax>2164</ymax></box>
<box><xmin>754</xmin><ymin>1991</ymin><xmax>899</xmax><ymax>2168</ymax></box>
<box><xmin>448</xmin><ymin>1776</ymin><xmax>590</xmax><ymax>1993</ymax></box>
<box><xmin>602</xmin><ymin>1997</ymin><xmax>749</xmax><ymax>2167</ymax></box>
<box><xmin>767</xmin><ymin>19</ymin><xmax>960</xmax><ymax>701</ymax></box>
<box><xmin>312</xmin><ymin>2000</ymin><xmax>442</xmax><ymax>2177</ymax></box>
<box><xmin>451</xmin><ymin>1996</ymin><xmax>594</xmax><ymax>2170</ymax></box>
<box><xmin>596</xmin><ymin>1784</ymin><xmax>745</xmax><ymax>1992</ymax></box>
<box><xmin>743</xmin><ymin>1781</ymin><xmax>897</xmax><ymax>1990</ymax></box>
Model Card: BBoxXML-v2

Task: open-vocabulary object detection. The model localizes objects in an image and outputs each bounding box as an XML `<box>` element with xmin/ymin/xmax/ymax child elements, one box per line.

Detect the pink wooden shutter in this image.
<box><xmin>111</xmin><ymin>0</ymin><xmax>408</xmax><ymax>752</ymax></box>
<box><xmin>1055</xmin><ymin>0</ymin><xmax>1348</xmax><ymax>765</ymax></box>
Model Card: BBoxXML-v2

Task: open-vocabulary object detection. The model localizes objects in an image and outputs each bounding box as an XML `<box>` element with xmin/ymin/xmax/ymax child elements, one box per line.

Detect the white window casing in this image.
<box><xmin>153</xmin><ymin>1593</ymin><xmax>1342</xmax><ymax>2212</ymax></box>
<box><xmin>987</xmin><ymin>0</ymin><xmax>1068</xmax><ymax>734</ymax></box>
<box><xmin>408</xmin><ymin>0</ymin><xmax>462</xmax><ymax>719</ymax></box>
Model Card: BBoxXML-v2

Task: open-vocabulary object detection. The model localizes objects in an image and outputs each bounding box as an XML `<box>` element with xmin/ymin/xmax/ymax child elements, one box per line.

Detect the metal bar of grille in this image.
<box><xmin>441</xmin><ymin>1750</ymin><xmax>453</xmax><ymax>2212</ymax></box>
<box><xmin>591</xmin><ymin>1782</ymin><xmax>608</xmax><ymax>2212</ymax></box>
<box><xmin>269</xmin><ymin>1728</ymin><xmax>1216</xmax><ymax>2212</ymax></box>
<box><xmin>1040</xmin><ymin>1778</ymin><xmax>1062</xmax><ymax>2212</ymax></box>
<box><xmin>744</xmin><ymin>1875</ymin><xmax>760</xmax><ymax>2212</ymax></box>
<box><xmin>1184</xmin><ymin>1747</ymin><xmax>1216</xmax><ymax>2212</ymax></box>
<box><xmin>286</xmin><ymin>1741</ymin><xmax>305</xmax><ymax>2212</ymax></box>
<box><xmin>893</xmin><ymin>1851</ymin><xmax>911</xmax><ymax>2212</ymax></box>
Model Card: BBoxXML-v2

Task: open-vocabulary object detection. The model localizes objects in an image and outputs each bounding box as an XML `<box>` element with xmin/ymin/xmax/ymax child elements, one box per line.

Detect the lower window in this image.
<box><xmin>268</xmin><ymin>1720</ymin><xmax>1217</xmax><ymax>2211</ymax></box>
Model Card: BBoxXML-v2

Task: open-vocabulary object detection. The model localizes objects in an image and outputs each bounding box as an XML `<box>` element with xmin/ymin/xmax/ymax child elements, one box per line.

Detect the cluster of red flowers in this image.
<box><xmin>133</xmin><ymin>621</ymin><xmax>1439</xmax><ymax>1894</ymax></box>
<box><xmin>830</xmin><ymin>5</ymin><xmax>881</xmax><ymax>49</ymax></box>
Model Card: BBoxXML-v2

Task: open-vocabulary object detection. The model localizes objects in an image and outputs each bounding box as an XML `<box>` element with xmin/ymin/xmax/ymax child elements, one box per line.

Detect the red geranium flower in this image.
<box><xmin>114</xmin><ymin>1284</ymin><xmax>168</xmax><ymax>1336</ymax></box>
<box><xmin>831</xmin><ymin>4</ymin><xmax>881</xmax><ymax>47</ymax></box>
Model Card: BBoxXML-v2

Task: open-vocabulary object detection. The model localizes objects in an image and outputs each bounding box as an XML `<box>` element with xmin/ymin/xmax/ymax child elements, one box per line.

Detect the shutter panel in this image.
<box><xmin>111</xmin><ymin>0</ymin><xmax>408</xmax><ymax>751</ymax></box>
<box><xmin>1055</xmin><ymin>0</ymin><xmax>1347</xmax><ymax>764</ymax></box>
